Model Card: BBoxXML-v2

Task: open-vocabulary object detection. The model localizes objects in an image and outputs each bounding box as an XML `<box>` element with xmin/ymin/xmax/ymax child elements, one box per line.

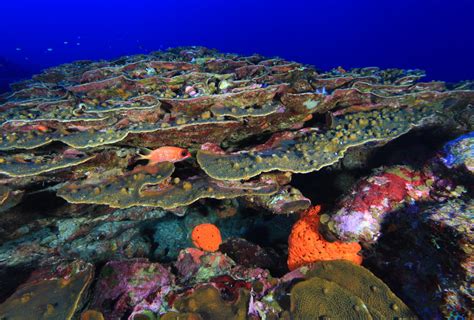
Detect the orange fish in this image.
<box><xmin>138</xmin><ymin>146</ymin><xmax>191</xmax><ymax>165</ymax></box>
<box><xmin>36</xmin><ymin>125</ymin><xmax>49</xmax><ymax>132</ymax></box>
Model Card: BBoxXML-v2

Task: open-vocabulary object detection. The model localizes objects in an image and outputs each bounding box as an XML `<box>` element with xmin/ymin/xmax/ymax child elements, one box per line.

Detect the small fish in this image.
<box><xmin>20</xmin><ymin>124</ymin><xmax>49</xmax><ymax>132</ymax></box>
<box><xmin>138</xmin><ymin>146</ymin><xmax>191</xmax><ymax>165</ymax></box>
<box><xmin>315</xmin><ymin>86</ymin><xmax>327</xmax><ymax>95</ymax></box>
<box><xmin>35</xmin><ymin>125</ymin><xmax>49</xmax><ymax>132</ymax></box>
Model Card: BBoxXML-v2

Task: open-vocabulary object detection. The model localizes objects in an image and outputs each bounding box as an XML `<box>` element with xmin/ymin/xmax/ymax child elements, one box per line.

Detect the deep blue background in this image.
<box><xmin>1</xmin><ymin>0</ymin><xmax>473</xmax><ymax>93</ymax></box>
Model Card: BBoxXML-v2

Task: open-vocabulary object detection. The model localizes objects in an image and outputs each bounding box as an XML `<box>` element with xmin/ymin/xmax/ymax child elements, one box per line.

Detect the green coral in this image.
<box><xmin>290</xmin><ymin>276</ymin><xmax>372</xmax><ymax>319</ymax></box>
<box><xmin>0</xmin><ymin>151</ymin><xmax>95</xmax><ymax>177</ymax></box>
<box><xmin>292</xmin><ymin>260</ymin><xmax>416</xmax><ymax>319</ymax></box>
<box><xmin>197</xmin><ymin>105</ymin><xmax>436</xmax><ymax>181</ymax></box>
<box><xmin>58</xmin><ymin>163</ymin><xmax>278</xmax><ymax>209</ymax></box>
<box><xmin>0</xmin><ymin>261</ymin><xmax>94</xmax><ymax>320</ymax></box>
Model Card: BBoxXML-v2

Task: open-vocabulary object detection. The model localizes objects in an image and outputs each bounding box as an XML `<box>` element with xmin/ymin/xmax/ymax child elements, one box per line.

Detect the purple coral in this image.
<box><xmin>91</xmin><ymin>259</ymin><xmax>174</xmax><ymax>319</ymax></box>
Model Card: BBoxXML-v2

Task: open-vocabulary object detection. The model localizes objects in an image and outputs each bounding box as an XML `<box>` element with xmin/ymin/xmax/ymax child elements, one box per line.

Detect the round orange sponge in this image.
<box><xmin>191</xmin><ymin>223</ymin><xmax>222</xmax><ymax>252</ymax></box>
<box><xmin>287</xmin><ymin>206</ymin><xmax>362</xmax><ymax>271</ymax></box>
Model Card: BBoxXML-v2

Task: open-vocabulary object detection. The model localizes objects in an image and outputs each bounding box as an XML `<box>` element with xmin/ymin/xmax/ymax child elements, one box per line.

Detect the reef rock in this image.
<box><xmin>367</xmin><ymin>198</ymin><xmax>473</xmax><ymax>319</ymax></box>
<box><xmin>322</xmin><ymin>165</ymin><xmax>436</xmax><ymax>243</ymax></box>
<box><xmin>90</xmin><ymin>259</ymin><xmax>174</xmax><ymax>320</ymax></box>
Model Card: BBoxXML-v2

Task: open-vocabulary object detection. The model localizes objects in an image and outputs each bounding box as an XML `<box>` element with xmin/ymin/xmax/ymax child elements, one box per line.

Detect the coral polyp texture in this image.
<box><xmin>289</xmin><ymin>260</ymin><xmax>416</xmax><ymax>319</ymax></box>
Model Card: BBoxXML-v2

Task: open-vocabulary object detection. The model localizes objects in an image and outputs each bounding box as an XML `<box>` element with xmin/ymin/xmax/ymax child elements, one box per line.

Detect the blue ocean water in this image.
<box><xmin>0</xmin><ymin>0</ymin><xmax>473</xmax><ymax>93</ymax></box>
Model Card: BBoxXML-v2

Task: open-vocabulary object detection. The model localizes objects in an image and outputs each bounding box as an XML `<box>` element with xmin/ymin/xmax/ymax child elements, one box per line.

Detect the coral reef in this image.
<box><xmin>1</xmin><ymin>46</ymin><xmax>472</xmax><ymax>213</ymax></box>
<box><xmin>0</xmin><ymin>240</ymin><xmax>454</xmax><ymax>319</ymax></box>
<box><xmin>0</xmin><ymin>47</ymin><xmax>473</xmax><ymax>319</ymax></box>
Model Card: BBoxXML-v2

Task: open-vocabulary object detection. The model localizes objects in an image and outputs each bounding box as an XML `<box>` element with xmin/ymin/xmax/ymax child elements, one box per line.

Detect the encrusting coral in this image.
<box><xmin>161</xmin><ymin>285</ymin><xmax>249</xmax><ymax>320</ymax></box>
<box><xmin>0</xmin><ymin>260</ymin><xmax>94</xmax><ymax>320</ymax></box>
<box><xmin>290</xmin><ymin>276</ymin><xmax>372</xmax><ymax>319</ymax></box>
<box><xmin>287</xmin><ymin>205</ymin><xmax>362</xmax><ymax>270</ymax></box>
<box><xmin>0</xmin><ymin>47</ymin><xmax>473</xmax><ymax>212</ymax></box>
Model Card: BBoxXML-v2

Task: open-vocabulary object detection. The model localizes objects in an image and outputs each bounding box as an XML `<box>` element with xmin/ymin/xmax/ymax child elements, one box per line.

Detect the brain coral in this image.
<box><xmin>287</xmin><ymin>205</ymin><xmax>362</xmax><ymax>270</ymax></box>
<box><xmin>290</xmin><ymin>276</ymin><xmax>372</xmax><ymax>319</ymax></box>
<box><xmin>305</xmin><ymin>260</ymin><xmax>416</xmax><ymax>319</ymax></box>
<box><xmin>290</xmin><ymin>260</ymin><xmax>416</xmax><ymax>319</ymax></box>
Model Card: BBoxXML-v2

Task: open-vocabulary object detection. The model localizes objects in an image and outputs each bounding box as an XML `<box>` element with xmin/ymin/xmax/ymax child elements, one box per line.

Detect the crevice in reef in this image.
<box><xmin>292</xmin><ymin>125</ymin><xmax>462</xmax><ymax>209</ymax></box>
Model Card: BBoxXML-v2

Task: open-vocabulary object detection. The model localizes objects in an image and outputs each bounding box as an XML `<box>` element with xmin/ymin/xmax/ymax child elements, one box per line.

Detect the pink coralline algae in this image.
<box><xmin>91</xmin><ymin>259</ymin><xmax>174</xmax><ymax>320</ymax></box>
<box><xmin>322</xmin><ymin>165</ymin><xmax>435</xmax><ymax>243</ymax></box>
<box><xmin>174</xmin><ymin>247</ymin><xmax>236</xmax><ymax>285</ymax></box>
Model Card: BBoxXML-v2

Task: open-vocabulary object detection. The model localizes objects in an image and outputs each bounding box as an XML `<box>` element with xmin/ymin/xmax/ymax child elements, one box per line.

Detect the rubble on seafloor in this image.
<box><xmin>0</xmin><ymin>47</ymin><xmax>473</xmax><ymax>319</ymax></box>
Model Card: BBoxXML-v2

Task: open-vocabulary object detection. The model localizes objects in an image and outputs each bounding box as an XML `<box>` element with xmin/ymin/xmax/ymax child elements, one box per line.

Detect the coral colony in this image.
<box><xmin>0</xmin><ymin>47</ymin><xmax>473</xmax><ymax>319</ymax></box>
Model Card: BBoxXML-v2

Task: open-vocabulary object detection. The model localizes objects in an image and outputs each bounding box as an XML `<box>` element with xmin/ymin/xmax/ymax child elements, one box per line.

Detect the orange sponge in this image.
<box><xmin>287</xmin><ymin>206</ymin><xmax>362</xmax><ymax>270</ymax></box>
<box><xmin>191</xmin><ymin>223</ymin><xmax>222</xmax><ymax>252</ymax></box>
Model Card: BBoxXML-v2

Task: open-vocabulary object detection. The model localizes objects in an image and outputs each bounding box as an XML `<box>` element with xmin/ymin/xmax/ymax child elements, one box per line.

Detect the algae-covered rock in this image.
<box><xmin>322</xmin><ymin>165</ymin><xmax>434</xmax><ymax>243</ymax></box>
<box><xmin>367</xmin><ymin>198</ymin><xmax>473</xmax><ymax>319</ymax></box>
<box><xmin>90</xmin><ymin>259</ymin><xmax>174</xmax><ymax>320</ymax></box>
<box><xmin>174</xmin><ymin>248</ymin><xmax>236</xmax><ymax>285</ymax></box>
<box><xmin>0</xmin><ymin>185</ymin><xmax>23</xmax><ymax>212</ymax></box>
